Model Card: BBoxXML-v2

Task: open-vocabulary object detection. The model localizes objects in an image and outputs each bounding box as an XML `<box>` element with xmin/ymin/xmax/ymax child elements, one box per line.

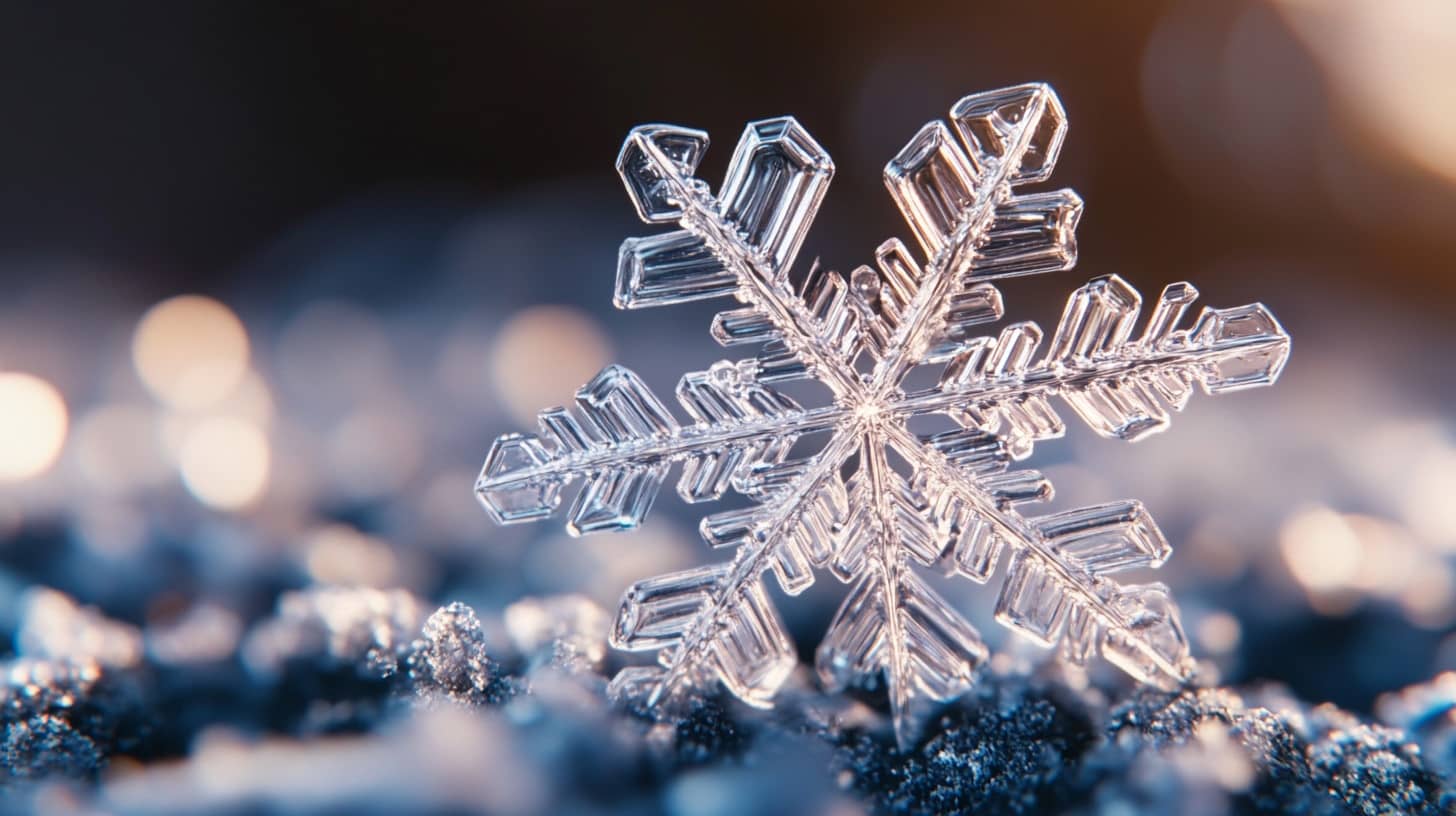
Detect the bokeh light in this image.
<box><xmin>1272</xmin><ymin>0</ymin><xmax>1456</xmax><ymax>185</ymax></box>
<box><xmin>489</xmin><ymin>305</ymin><xmax>611</xmax><ymax>427</ymax></box>
<box><xmin>1280</xmin><ymin>505</ymin><xmax>1456</xmax><ymax>627</ymax></box>
<box><xmin>177</xmin><ymin>417</ymin><xmax>270</xmax><ymax>510</ymax></box>
<box><xmin>1197</xmin><ymin>612</ymin><xmax>1243</xmax><ymax>655</ymax></box>
<box><xmin>1279</xmin><ymin>506</ymin><xmax>1363</xmax><ymax>596</ymax></box>
<box><xmin>132</xmin><ymin>295</ymin><xmax>250</xmax><ymax>410</ymax></box>
<box><xmin>305</xmin><ymin>524</ymin><xmax>400</xmax><ymax>588</ymax></box>
<box><xmin>0</xmin><ymin>372</ymin><xmax>69</xmax><ymax>482</ymax></box>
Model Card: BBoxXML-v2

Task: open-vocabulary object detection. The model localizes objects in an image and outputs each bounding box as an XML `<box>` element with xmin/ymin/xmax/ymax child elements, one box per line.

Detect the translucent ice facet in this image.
<box><xmin>753</xmin><ymin>343</ymin><xmax>810</xmax><ymax>383</ymax></box>
<box><xmin>980</xmin><ymin>469</ymin><xmax>1053</xmax><ymax>504</ymax></box>
<box><xmin>1061</xmin><ymin>378</ymin><xmax>1169</xmax><ymax>441</ymax></box>
<box><xmin>1139</xmin><ymin>282</ymin><xmax>1200</xmax><ymax>350</ymax></box>
<box><xmin>718</xmin><ymin>117</ymin><xmax>833</xmax><ymax>275</ymax></box>
<box><xmin>875</xmin><ymin>238</ymin><xmax>923</xmax><ymax>319</ymax></box>
<box><xmin>677</xmin><ymin>449</ymin><xmax>743</xmax><ymax>503</ymax></box>
<box><xmin>971</xmin><ymin>190</ymin><xmax>1083</xmax><ymax>279</ymax></box>
<box><xmin>885</xmin><ymin>121</ymin><xmax>980</xmax><ymax>254</ymax></box>
<box><xmin>816</xmin><ymin>572</ymin><xmax>885</xmax><ymax>691</ymax></box>
<box><xmin>710</xmin><ymin>306</ymin><xmax>777</xmax><ymax>347</ymax></box>
<box><xmin>770</xmin><ymin>534</ymin><xmax>815</xmax><ymax>595</ymax></box>
<box><xmin>616</xmin><ymin>230</ymin><xmax>735</xmax><ymax>309</ymax></box>
<box><xmin>950</xmin><ymin>82</ymin><xmax>1067</xmax><ymax>184</ymax></box>
<box><xmin>1046</xmin><ymin>275</ymin><xmax>1143</xmax><ymax>365</ymax></box>
<box><xmin>952</xmin><ymin>518</ymin><xmax>1003</xmax><ymax>583</ymax></box>
<box><xmin>920</xmin><ymin>428</ymin><xmax>1008</xmax><ymax>475</ymax></box>
<box><xmin>538</xmin><ymin>406</ymin><xmax>593</xmax><ymax>454</ymax></box>
<box><xmin>576</xmin><ymin>365</ymin><xmax>677</xmax><ymax>442</ymax></box>
<box><xmin>1035</xmin><ymin>500</ymin><xmax>1170</xmax><ymax>574</ymax></box>
<box><xmin>987</xmin><ymin>322</ymin><xmax>1043</xmax><ymax>378</ymax></box>
<box><xmin>607</xmin><ymin>664</ymin><xmax>668</xmax><ymax>706</ymax></box>
<box><xmin>994</xmin><ymin>552</ymin><xmax>1068</xmax><ymax>647</ymax></box>
<box><xmin>802</xmin><ymin>266</ymin><xmax>860</xmax><ymax>358</ymax></box>
<box><xmin>567</xmin><ymin>463</ymin><xmax>669</xmax><ymax>536</ymax></box>
<box><xmin>1060</xmin><ymin>603</ymin><xmax>1098</xmax><ymax>666</ymax></box>
<box><xmin>1190</xmin><ymin>304</ymin><xmax>1292</xmax><ymax>393</ymax></box>
<box><xmin>617</xmin><ymin>124</ymin><xmax>711</xmax><ymax>223</ymax></box>
<box><xmin>476</xmin><ymin>434</ymin><xmax>561</xmax><ymax>523</ymax></box>
<box><xmin>927</xmin><ymin>283</ymin><xmax>1004</xmax><ymax>361</ymax></box>
<box><xmin>1100</xmin><ymin>583</ymin><xmax>1190</xmax><ymax>687</ymax></box>
<box><xmin>899</xmin><ymin>573</ymin><xmax>987</xmax><ymax>696</ymax></box>
<box><xmin>611</xmin><ymin>564</ymin><xmax>726</xmax><ymax>650</ymax></box>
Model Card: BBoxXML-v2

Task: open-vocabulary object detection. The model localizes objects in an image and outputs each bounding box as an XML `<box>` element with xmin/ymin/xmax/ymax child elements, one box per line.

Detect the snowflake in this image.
<box><xmin>476</xmin><ymin>83</ymin><xmax>1290</xmax><ymax>748</ymax></box>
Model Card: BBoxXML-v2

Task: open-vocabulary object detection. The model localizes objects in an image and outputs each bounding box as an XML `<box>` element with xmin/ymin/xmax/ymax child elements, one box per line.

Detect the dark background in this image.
<box><xmin>3</xmin><ymin>1</ymin><xmax>1452</xmax><ymax>306</ymax></box>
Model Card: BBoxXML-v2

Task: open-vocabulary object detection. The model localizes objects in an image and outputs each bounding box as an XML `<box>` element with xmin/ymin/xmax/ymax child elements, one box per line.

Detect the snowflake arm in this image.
<box><xmin>476</xmin><ymin>362</ymin><xmax>846</xmax><ymax>532</ymax></box>
<box><xmin>608</xmin><ymin>431</ymin><xmax>857</xmax><ymax>711</ymax></box>
<box><xmin>864</xmin><ymin>83</ymin><xmax>1082</xmax><ymax>392</ymax></box>
<box><xmin>888</xmin><ymin>275</ymin><xmax>1292</xmax><ymax>455</ymax></box>
<box><xmin>886</xmin><ymin>420</ymin><xmax>1191</xmax><ymax>685</ymax></box>
<box><xmin>816</xmin><ymin>430</ymin><xmax>988</xmax><ymax>747</ymax></box>
<box><xmin>615</xmin><ymin>117</ymin><xmax>861</xmax><ymax>395</ymax></box>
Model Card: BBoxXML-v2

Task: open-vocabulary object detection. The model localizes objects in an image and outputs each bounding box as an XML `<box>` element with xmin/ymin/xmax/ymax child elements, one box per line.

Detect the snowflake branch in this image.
<box><xmin>640</xmin><ymin>428</ymin><xmax>863</xmax><ymax>708</ymax></box>
<box><xmin>628</xmin><ymin>131</ymin><xmax>861</xmax><ymax>396</ymax></box>
<box><xmin>476</xmin><ymin>403</ymin><xmax>845</xmax><ymax>495</ymax></box>
<box><xmin>885</xmin><ymin>422</ymin><xmax>1192</xmax><ymax>686</ymax></box>
<box><xmin>891</xmin><ymin>330</ymin><xmax>1290</xmax><ymax>418</ymax></box>
<box><xmin>888</xmin><ymin>278</ymin><xmax>1290</xmax><ymax>454</ymax></box>
<box><xmin>861</xmin><ymin>431</ymin><xmax>914</xmax><ymax>735</ymax></box>
<box><xmin>868</xmin><ymin>85</ymin><xmax>1068</xmax><ymax>397</ymax></box>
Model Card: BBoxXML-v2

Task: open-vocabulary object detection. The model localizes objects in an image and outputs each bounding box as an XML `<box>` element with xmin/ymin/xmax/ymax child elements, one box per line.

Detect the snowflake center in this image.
<box><xmin>853</xmin><ymin>397</ymin><xmax>890</xmax><ymax>426</ymax></box>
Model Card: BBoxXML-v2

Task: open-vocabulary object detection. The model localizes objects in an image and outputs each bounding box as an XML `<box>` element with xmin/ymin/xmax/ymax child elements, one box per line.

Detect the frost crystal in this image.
<box><xmin>408</xmin><ymin>602</ymin><xmax>516</xmax><ymax>706</ymax></box>
<box><xmin>476</xmin><ymin>83</ymin><xmax>1290</xmax><ymax>748</ymax></box>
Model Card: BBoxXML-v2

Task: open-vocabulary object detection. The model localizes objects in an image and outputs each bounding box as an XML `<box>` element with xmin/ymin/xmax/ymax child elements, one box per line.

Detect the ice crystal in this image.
<box><xmin>476</xmin><ymin>83</ymin><xmax>1291</xmax><ymax>748</ymax></box>
<box><xmin>0</xmin><ymin>657</ymin><xmax>145</xmax><ymax>780</ymax></box>
<box><xmin>3</xmin><ymin>714</ymin><xmax>101</xmax><ymax>780</ymax></box>
<box><xmin>407</xmin><ymin>602</ymin><xmax>517</xmax><ymax>707</ymax></box>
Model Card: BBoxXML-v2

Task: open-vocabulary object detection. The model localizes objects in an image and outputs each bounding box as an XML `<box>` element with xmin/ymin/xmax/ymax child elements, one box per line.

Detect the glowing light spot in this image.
<box><xmin>146</xmin><ymin>603</ymin><xmax>242</xmax><ymax>666</ymax></box>
<box><xmin>1197</xmin><ymin>612</ymin><xmax>1243</xmax><ymax>655</ymax></box>
<box><xmin>854</xmin><ymin>400</ymin><xmax>886</xmax><ymax>422</ymax></box>
<box><xmin>178</xmin><ymin>417</ymin><xmax>269</xmax><ymax>510</ymax></box>
<box><xmin>1274</xmin><ymin>0</ymin><xmax>1456</xmax><ymax>185</ymax></box>
<box><xmin>132</xmin><ymin>295</ymin><xmax>250</xmax><ymax>410</ymax></box>
<box><xmin>0</xmin><ymin>372</ymin><xmax>68</xmax><ymax>481</ymax></box>
<box><xmin>19</xmin><ymin>588</ymin><xmax>142</xmax><ymax>668</ymax></box>
<box><xmin>1402</xmin><ymin>445</ymin><xmax>1456</xmax><ymax>549</ymax></box>
<box><xmin>223</xmin><ymin>371</ymin><xmax>276</xmax><ymax>427</ymax></box>
<box><xmin>490</xmin><ymin>305</ymin><xmax>611</xmax><ymax>427</ymax></box>
<box><xmin>1280</xmin><ymin>506</ymin><xmax>1363</xmax><ymax>593</ymax></box>
<box><xmin>1402</xmin><ymin>565</ymin><xmax>1456</xmax><ymax>629</ymax></box>
<box><xmin>305</xmin><ymin>524</ymin><xmax>399</xmax><ymax>587</ymax></box>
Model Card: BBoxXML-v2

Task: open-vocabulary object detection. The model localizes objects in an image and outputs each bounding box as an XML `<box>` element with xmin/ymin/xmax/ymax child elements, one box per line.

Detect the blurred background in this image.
<box><xmin>1</xmin><ymin>0</ymin><xmax>1454</xmax><ymax>726</ymax></box>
